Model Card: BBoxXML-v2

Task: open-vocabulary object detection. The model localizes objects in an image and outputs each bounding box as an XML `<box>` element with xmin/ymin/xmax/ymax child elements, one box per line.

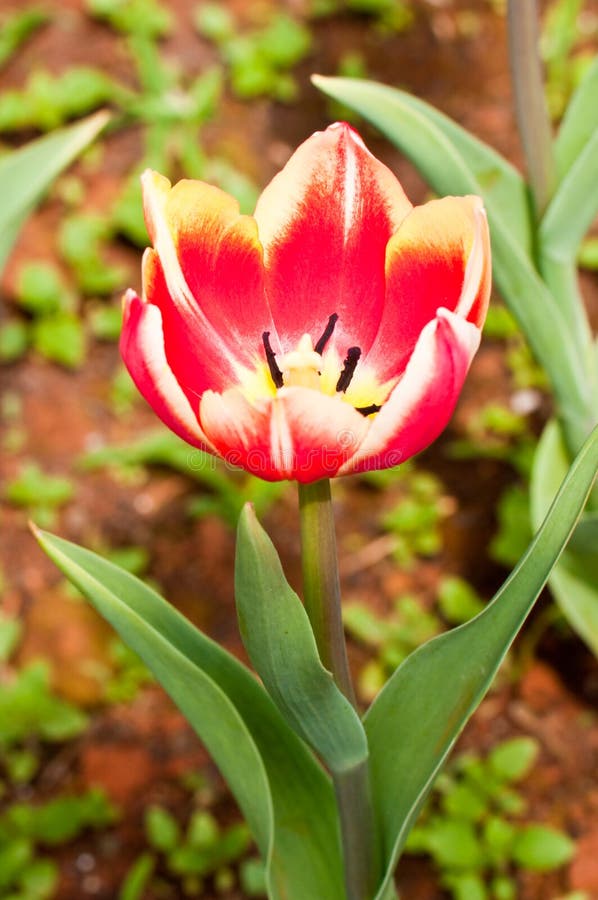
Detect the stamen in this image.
<box><xmin>356</xmin><ymin>404</ymin><xmax>382</xmax><ymax>416</ymax></box>
<box><xmin>314</xmin><ymin>312</ymin><xmax>339</xmax><ymax>354</ymax></box>
<box><xmin>262</xmin><ymin>331</ymin><xmax>283</xmax><ymax>388</ymax></box>
<box><xmin>336</xmin><ymin>347</ymin><xmax>361</xmax><ymax>392</ymax></box>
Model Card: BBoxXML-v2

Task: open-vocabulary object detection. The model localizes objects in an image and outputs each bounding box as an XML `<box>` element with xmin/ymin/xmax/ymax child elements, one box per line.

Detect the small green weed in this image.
<box><xmin>31</xmin><ymin>313</ymin><xmax>87</xmax><ymax>370</ymax></box>
<box><xmin>0</xmin><ymin>8</ymin><xmax>49</xmax><ymax>70</ymax></box>
<box><xmin>120</xmin><ymin>804</ymin><xmax>265</xmax><ymax>898</ymax></box>
<box><xmin>0</xmin><ymin>789</ymin><xmax>116</xmax><ymax>898</ymax></box>
<box><xmin>407</xmin><ymin>736</ymin><xmax>575</xmax><ymax>899</ymax></box>
<box><xmin>345</xmin><ymin>0</ymin><xmax>413</xmax><ymax>32</ymax></box>
<box><xmin>12</xmin><ymin>261</ymin><xmax>89</xmax><ymax>368</ymax></box>
<box><xmin>0</xmin><ymin>613</ymin><xmax>87</xmax><ymax>783</ymax></box>
<box><xmin>0</xmin><ymin>320</ymin><xmax>29</xmax><ymax>364</ymax></box>
<box><xmin>88</xmin><ymin>302</ymin><xmax>123</xmax><ymax>341</ymax></box>
<box><xmin>379</xmin><ymin>469</ymin><xmax>448</xmax><ymax>567</ymax></box>
<box><xmin>4</xmin><ymin>464</ymin><xmax>75</xmax><ymax>526</ymax></box>
<box><xmin>310</xmin><ymin>0</ymin><xmax>414</xmax><ymax>32</ymax></box>
<box><xmin>0</xmin><ymin>67</ymin><xmax>122</xmax><ymax>133</ymax></box>
<box><xmin>344</xmin><ymin>577</ymin><xmax>484</xmax><ymax>699</ymax></box>
<box><xmin>541</xmin><ymin>0</ymin><xmax>597</xmax><ymax>120</ymax></box>
<box><xmin>195</xmin><ymin>6</ymin><xmax>312</xmax><ymax>102</ymax></box>
<box><xmin>15</xmin><ymin>262</ymin><xmax>75</xmax><ymax>317</ymax></box>
<box><xmin>86</xmin><ymin>0</ymin><xmax>172</xmax><ymax>37</ymax></box>
<box><xmin>59</xmin><ymin>214</ymin><xmax>126</xmax><ymax>296</ymax></box>
<box><xmin>102</xmin><ymin>638</ymin><xmax>154</xmax><ymax>704</ymax></box>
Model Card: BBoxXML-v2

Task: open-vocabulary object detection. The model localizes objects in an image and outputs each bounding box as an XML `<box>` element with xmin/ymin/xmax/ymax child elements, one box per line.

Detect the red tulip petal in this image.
<box><xmin>142</xmin><ymin>171</ymin><xmax>273</xmax><ymax>368</ymax></box>
<box><xmin>199</xmin><ymin>387</ymin><xmax>369</xmax><ymax>483</ymax></box>
<box><xmin>254</xmin><ymin>122</ymin><xmax>413</xmax><ymax>355</ymax></box>
<box><xmin>369</xmin><ymin>196</ymin><xmax>490</xmax><ymax>382</ymax></box>
<box><xmin>142</xmin><ymin>249</ymin><xmax>234</xmax><ymax>402</ymax></box>
<box><xmin>121</xmin><ymin>290</ymin><xmax>213</xmax><ymax>451</ymax></box>
<box><xmin>341</xmin><ymin>309</ymin><xmax>480</xmax><ymax>475</ymax></box>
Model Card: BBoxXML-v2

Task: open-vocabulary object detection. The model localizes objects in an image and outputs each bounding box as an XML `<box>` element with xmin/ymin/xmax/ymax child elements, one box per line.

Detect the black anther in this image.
<box><xmin>336</xmin><ymin>346</ymin><xmax>361</xmax><ymax>393</ymax></box>
<box><xmin>314</xmin><ymin>313</ymin><xmax>339</xmax><ymax>355</ymax></box>
<box><xmin>262</xmin><ymin>331</ymin><xmax>283</xmax><ymax>388</ymax></box>
<box><xmin>356</xmin><ymin>404</ymin><xmax>382</xmax><ymax>417</ymax></box>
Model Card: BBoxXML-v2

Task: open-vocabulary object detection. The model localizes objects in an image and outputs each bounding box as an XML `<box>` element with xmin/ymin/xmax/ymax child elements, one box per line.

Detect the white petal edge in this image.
<box><xmin>141</xmin><ymin>171</ymin><xmax>245</xmax><ymax>371</ymax></box>
<box><xmin>122</xmin><ymin>291</ymin><xmax>214</xmax><ymax>451</ymax></box>
<box><xmin>455</xmin><ymin>201</ymin><xmax>490</xmax><ymax>319</ymax></box>
<box><xmin>339</xmin><ymin>308</ymin><xmax>481</xmax><ymax>474</ymax></box>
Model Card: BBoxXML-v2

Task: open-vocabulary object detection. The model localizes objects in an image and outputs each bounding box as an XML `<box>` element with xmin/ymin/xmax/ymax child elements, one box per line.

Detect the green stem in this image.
<box><xmin>298</xmin><ymin>479</ymin><xmax>354</xmax><ymax>702</ymax></box>
<box><xmin>507</xmin><ymin>0</ymin><xmax>556</xmax><ymax>218</ymax></box>
<box><xmin>298</xmin><ymin>479</ymin><xmax>380</xmax><ymax>900</ymax></box>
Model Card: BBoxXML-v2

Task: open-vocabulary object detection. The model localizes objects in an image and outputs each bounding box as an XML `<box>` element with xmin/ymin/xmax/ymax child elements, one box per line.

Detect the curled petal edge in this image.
<box><xmin>340</xmin><ymin>309</ymin><xmax>481</xmax><ymax>475</ymax></box>
<box><xmin>455</xmin><ymin>201</ymin><xmax>492</xmax><ymax>326</ymax></box>
<box><xmin>140</xmin><ymin>170</ymin><xmax>251</xmax><ymax>371</ymax></box>
<box><xmin>121</xmin><ymin>291</ymin><xmax>213</xmax><ymax>452</ymax></box>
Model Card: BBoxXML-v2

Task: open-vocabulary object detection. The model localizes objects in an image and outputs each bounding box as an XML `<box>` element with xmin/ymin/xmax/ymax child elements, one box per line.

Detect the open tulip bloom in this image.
<box><xmin>121</xmin><ymin>122</ymin><xmax>491</xmax><ymax>483</ymax></box>
<box><xmin>34</xmin><ymin>121</ymin><xmax>598</xmax><ymax>900</ymax></box>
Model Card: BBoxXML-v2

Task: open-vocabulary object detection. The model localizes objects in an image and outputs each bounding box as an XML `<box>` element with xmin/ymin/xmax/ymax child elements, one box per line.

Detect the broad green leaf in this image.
<box><xmin>312</xmin><ymin>76</ymin><xmax>592</xmax><ymax>453</ymax></box>
<box><xmin>535</xmin><ymin>252</ymin><xmax>595</xmax><ymax>369</ymax></box>
<box><xmin>364</xmin><ymin>425</ymin><xmax>598</xmax><ymax>900</ymax></box>
<box><xmin>555</xmin><ymin>55</ymin><xmax>598</xmax><ymax>177</ymax></box>
<box><xmin>33</xmin><ymin>530</ymin><xmax>344</xmax><ymax>900</ymax></box>
<box><xmin>0</xmin><ymin>111</ymin><xmax>109</xmax><ymax>272</ymax></box>
<box><xmin>540</xmin><ymin>127</ymin><xmax>598</xmax><ymax>260</ymax></box>
<box><xmin>530</xmin><ymin>420</ymin><xmax>598</xmax><ymax>655</ymax></box>
<box><xmin>235</xmin><ymin>505</ymin><xmax>368</xmax><ymax>774</ymax></box>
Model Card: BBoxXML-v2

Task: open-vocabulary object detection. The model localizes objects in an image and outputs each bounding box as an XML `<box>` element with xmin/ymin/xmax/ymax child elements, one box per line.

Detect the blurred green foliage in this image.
<box><xmin>344</xmin><ymin>577</ymin><xmax>484</xmax><ymax>699</ymax></box>
<box><xmin>195</xmin><ymin>5</ymin><xmax>312</xmax><ymax>102</ymax></box>
<box><xmin>406</xmin><ymin>737</ymin><xmax>575</xmax><ymax>900</ymax></box>
<box><xmin>0</xmin><ymin>789</ymin><xmax>116</xmax><ymax>899</ymax></box>
<box><xmin>120</xmin><ymin>803</ymin><xmax>266</xmax><ymax>898</ymax></box>
<box><xmin>380</xmin><ymin>469</ymin><xmax>448</xmax><ymax>567</ymax></box>
<box><xmin>0</xmin><ymin>8</ymin><xmax>48</xmax><ymax>70</ymax></box>
<box><xmin>87</xmin><ymin>0</ymin><xmax>172</xmax><ymax>37</ymax></box>
<box><xmin>4</xmin><ymin>464</ymin><xmax>75</xmax><ymax>526</ymax></box>
<box><xmin>0</xmin><ymin>68</ymin><xmax>122</xmax><ymax>133</ymax></box>
<box><xmin>541</xmin><ymin>0</ymin><xmax>598</xmax><ymax>120</ymax></box>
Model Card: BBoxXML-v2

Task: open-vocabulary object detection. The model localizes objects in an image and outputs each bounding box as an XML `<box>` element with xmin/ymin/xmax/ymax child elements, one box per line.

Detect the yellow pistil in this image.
<box><xmin>278</xmin><ymin>333</ymin><xmax>322</xmax><ymax>390</ymax></box>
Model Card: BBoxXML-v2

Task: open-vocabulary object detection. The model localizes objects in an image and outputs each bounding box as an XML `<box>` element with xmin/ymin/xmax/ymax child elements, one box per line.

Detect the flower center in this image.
<box><xmin>261</xmin><ymin>315</ymin><xmax>382</xmax><ymax>417</ymax></box>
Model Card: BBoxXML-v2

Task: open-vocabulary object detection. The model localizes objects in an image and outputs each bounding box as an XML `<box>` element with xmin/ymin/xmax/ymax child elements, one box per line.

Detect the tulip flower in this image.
<box><xmin>121</xmin><ymin>122</ymin><xmax>491</xmax><ymax>483</ymax></box>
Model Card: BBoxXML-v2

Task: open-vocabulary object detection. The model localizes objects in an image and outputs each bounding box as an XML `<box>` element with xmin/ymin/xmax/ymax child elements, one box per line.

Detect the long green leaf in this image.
<box><xmin>540</xmin><ymin>127</ymin><xmax>598</xmax><ymax>259</ymax></box>
<box><xmin>530</xmin><ymin>420</ymin><xmax>598</xmax><ymax>655</ymax></box>
<box><xmin>33</xmin><ymin>530</ymin><xmax>344</xmax><ymax>900</ymax></box>
<box><xmin>364</xmin><ymin>425</ymin><xmax>598</xmax><ymax>900</ymax></box>
<box><xmin>0</xmin><ymin>111</ymin><xmax>109</xmax><ymax>272</ymax></box>
<box><xmin>312</xmin><ymin>75</ymin><xmax>593</xmax><ymax>453</ymax></box>
<box><xmin>555</xmin><ymin>55</ymin><xmax>598</xmax><ymax>177</ymax></box>
<box><xmin>235</xmin><ymin>505</ymin><xmax>368</xmax><ymax>775</ymax></box>
<box><xmin>535</xmin><ymin>252</ymin><xmax>595</xmax><ymax>374</ymax></box>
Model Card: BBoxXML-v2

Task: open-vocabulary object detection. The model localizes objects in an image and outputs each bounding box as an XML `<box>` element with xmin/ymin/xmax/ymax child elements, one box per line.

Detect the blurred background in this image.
<box><xmin>0</xmin><ymin>1</ymin><xmax>597</xmax><ymax>898</ymax></box>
